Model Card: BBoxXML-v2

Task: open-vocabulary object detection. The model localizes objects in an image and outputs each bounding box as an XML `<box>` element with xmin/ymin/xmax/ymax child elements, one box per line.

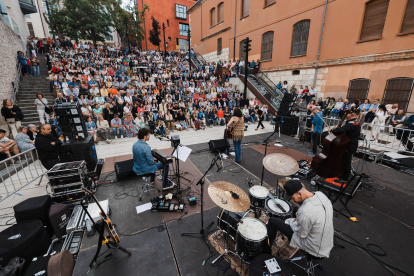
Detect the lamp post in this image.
<box><xmin>162</xmin><ymin>22</ymin><xmax>167</xmax><ymax>57</ymax></box>
<box><xmin>188</xmin><ymin>28</ymin><xmax>191</xmax><ymax>72</ymax></box>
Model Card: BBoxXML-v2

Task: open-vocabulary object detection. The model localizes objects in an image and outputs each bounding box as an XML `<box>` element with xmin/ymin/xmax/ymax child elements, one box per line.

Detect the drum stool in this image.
<box><xmin>138</xmin><ymin>172</ymin><xmax>158</xmax><ymax>201</ymax></box>
<box><xmin>286</xmin><ymin>250</ymin><xmax>324</xmax><ymax>276</ymax></box>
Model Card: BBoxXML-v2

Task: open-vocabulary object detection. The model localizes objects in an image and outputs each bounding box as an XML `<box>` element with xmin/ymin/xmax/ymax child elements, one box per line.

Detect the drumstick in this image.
<box><xmin>267</xmin><ymin>193</ymin><xmax>286</xmax><ymax>213</ymax></box>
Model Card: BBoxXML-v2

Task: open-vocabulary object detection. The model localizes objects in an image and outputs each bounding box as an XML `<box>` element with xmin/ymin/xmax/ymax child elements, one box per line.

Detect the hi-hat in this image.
<box><xmin>263</xmin><ymin>153</ymin><xmax>299</xmax><ymax>176</ymax></box>
<box><xmin>208</xmin><ymin>181</ymin><xmax>250</xmax><ymax>213</ymax></box>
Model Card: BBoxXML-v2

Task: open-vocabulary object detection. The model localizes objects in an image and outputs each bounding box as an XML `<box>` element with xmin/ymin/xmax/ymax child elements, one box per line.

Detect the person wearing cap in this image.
<box><xmin>267</xmin><ymin>180</ymin><xmax>334</xmax><ymax>258</ymax></box>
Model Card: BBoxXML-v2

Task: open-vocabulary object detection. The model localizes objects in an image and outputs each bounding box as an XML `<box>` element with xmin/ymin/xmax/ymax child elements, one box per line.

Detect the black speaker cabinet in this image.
<box><xmin>208</xmin><ymin>139</ymin><xmax>230</xmax><ymax>153</ymax></box>
<box><xmin>115</xmin><ymin>159</ymin><xmax>135</xmax><ymax>181</ymax></box>
<box><xmin>275</xmin><ymin>115</ymin><xmax>300</xmax><ymax>136</ymax></box>
<box><xmin>171</xmin><ymin>135</ymin><xmax>180</xmax><ymax>147</ymax></box>
<box><xmin>48</xmin><ymin>204</ymin><xmax>71</xmax><ymax>238</ymax></box>
<box><xmin>58</xmin><ymin>138</ymin><xmax>97</xmax><ymax>171</ymax></box>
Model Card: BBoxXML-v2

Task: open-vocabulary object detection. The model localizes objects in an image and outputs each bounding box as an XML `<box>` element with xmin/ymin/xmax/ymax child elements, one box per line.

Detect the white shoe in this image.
<box><xmin>115</xmin><ymin>136</ymin><xmax>118</xmax><ymax>140</ymax></box>
<box><xmin>374</xmin><ymin>140</ymin><xmax>378</xmax><ymax>143</ymax></box>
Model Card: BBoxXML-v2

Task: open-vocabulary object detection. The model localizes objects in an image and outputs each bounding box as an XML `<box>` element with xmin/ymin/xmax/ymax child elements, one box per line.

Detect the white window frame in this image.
<box><xmin>175</xmin><ymin>4</ymin><xmax>187</xmax><ymax>20</ymax></box>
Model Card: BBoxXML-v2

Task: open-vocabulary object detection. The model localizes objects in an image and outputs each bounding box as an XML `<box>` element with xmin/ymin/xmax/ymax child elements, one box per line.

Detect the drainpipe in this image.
<box><xmin>233</xmin><ymin>0</ymin><xmax>237</xmax><ymax>61</ymax></box>
<box><xmin>313</xmin><ymin>0</ymin><xmax>328</xmax><ymax>87</ymax></box>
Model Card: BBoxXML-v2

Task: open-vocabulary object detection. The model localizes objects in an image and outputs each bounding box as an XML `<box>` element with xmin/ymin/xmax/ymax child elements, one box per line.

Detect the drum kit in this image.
<box><xmin>208</xmin><ymin>153</ymin><xmax>300</xmax><ymax>264</ymax></box>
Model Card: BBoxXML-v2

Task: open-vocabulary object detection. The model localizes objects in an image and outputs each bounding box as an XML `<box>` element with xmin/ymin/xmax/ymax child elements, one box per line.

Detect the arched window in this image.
<box><xmin>347</xmin><ymin>79</ymin><xmax>371</xmax><ymax>104</ymax></box>
<box><xmin>240</xmin><ymin>39</ymin><xmax>246</xmax><ymax>60</ymax></box>
<box><xmin>210</xmin><ymin>8</ymin><xmax>216</xmax><ymax>27</ymax></box>
<box><xmin>382</xmin><ymin>78</ymin><xmax>414</xmax><ymax>111</ymax></box>
<box><xmin>400</xmin><ymin>0</ymin><xmax>414</xmax><ymax>34</ymax></box>
<box><xmin>261</xmin><ymin>31</ymin><xmax>274</xmax><ymax>61</ymax></box>
<box><xmin>359</xmin><ymin>0</ymin><xmax>389</xmax><ymax>41</ymax></box>
<box><xmin>291</xmin><ymin>20</ymin><xmax>310</xmax><ymax>57</ymax></box>
<box><xmin>241</xmin><ymin>0</ymin><xmax>249</xmax><ymax>18</ymax></box>
<box><xmin>218</xmin><ymin>2</ymin><xmax>224</xmax><ymax>23</ymax></box>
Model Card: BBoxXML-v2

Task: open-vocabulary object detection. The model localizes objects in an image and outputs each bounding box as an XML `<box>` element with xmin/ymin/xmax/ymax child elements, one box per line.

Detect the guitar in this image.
<box><xmin>226</xmin><ymin>119</ymin><xmax>241</xmax><ymax>139</ymax></box>
<box><xmin>81</xmin><ymin>187</ymin><xmax>120</xmax><ymax>244</ymax></box>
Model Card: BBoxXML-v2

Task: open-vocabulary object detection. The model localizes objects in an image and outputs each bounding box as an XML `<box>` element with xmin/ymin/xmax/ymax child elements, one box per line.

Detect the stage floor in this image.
<box><xmin>74</xmin><ymin>133</ymin><xmax>414</xmax><ymax>276</ymax></box>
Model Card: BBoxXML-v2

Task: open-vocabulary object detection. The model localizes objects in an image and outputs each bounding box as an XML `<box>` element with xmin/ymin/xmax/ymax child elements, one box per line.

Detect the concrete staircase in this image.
<box><xmin>17</xmin><ymin>54</ymin><xmax>53</xmax><ymax>126</ymax></box>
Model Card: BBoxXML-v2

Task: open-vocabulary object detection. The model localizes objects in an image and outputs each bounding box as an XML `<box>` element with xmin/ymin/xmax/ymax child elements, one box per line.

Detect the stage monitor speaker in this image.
<box><xmin>114</xmin><ymin>159</ymin><xmax>135</xmax><ymax>181</ymax></box>
<box><xmin>54</xmin><ymin>102</ymin><xmax>81</xmax><ymax>117</ymax></box>
<box><xmin>58</xmin><ymin>138</ymin><xmax>97</xmax><ymax>171</ymax></box>
<box><xmin>275</xmin><ymin>115</ymin><xmax>300</xmax><ymax>136</ymax></box>
<box><xmin>208</xmin><ymin>139</ymin><xmax>230</xmax><ymax>153</ymax></box>
<box><xmin>48</xmin><ymin>203</ymin><xmax>71</xmax><ymax>238</ymax></box>
<box><xmin>13</xmin><ymin>195</ymin><xmax>53</xmax><ymax>236</ymax></box>
<box><xmin>306</xmin><ymin>115</ymin><xmax>313</xmax><ymax>128</ymax></box>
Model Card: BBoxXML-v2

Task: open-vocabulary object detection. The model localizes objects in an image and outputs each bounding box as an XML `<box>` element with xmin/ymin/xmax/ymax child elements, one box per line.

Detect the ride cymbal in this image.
<box><xmin>208</xmin><ymin>181</ymin><xmax>250</xmax><ymax>213</ymax></box>
<box><xmin>263</xmin><ymin>153</ymin><xmax>299</xmax><ymax>176</ymax></box>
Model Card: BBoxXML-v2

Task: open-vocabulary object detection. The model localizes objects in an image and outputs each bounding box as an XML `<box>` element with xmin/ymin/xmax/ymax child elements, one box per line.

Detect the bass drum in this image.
<box><xmin>236</xmin><ymin>217</ymin><xmax>268</xmax><ymax>261</ymax></box>
<box><xmin>217</xmin><ymin>209</ymin><xmax>255</xmax><ymax>240</ymax></box>
<box><xmin>264</xmin><ymin>198</ymin><xmax>292</xmax><ymax>220</ymax></box>
<box><xmin>249</xmin><ymin>185</ymin><xmax>269</xmax><ymax>208</ymax></box>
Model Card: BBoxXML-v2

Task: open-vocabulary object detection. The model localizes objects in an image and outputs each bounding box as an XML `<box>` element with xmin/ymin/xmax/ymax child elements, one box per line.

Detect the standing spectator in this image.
<box><xmin>15</xmin><ymin>126</ymin><xmax>35</xmax><ymax>152</ymax></box>
<box><xmin>17</xmin><ymin>51</ymin><xmax>30</xmax><ymax>76</ymax></box>
<box><xmin>35</xmin><ymin>124</ymin><xmax>62</xmax><ymax>169</ymax></box>
<box><xmin>111</xmin><ymin>114</ymin><xmax>124</xmax><ymax>139</ymax></box>
<box><xmin>35</xmin><ymin>93</ymin><xmax>50</xmax><ymax>124</ymax></box>
<box><xmin>1</xmin><ymin>100</ymin><xmax>24</xmax><ymax>138</ymax></box>
<box><xmin>370</xmin><ymin>105</ymin><xmax>388</xmax><ymax>143</ymax></box>
<box><xmin>30</xmin><ymin>54</ymin><xmax>40</xmax><ymax>77</ymax></box>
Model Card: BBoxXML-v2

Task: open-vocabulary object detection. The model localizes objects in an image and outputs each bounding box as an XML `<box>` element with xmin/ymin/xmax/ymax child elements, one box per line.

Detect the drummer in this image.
<box><xmin>266</xmin><ymin>180</ymin><xmax>334</xmax><ymax>258</ymax></box>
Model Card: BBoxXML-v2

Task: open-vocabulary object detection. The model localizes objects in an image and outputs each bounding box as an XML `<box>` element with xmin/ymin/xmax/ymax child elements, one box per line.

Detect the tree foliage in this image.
<box><xmin>108</xmin><ymin>0</ymin><xmax>149</xmax><ymax>46</ymax></box>
<box><xmin>149</xmin><ymin>16</ymin><xmax>161</xmax><ymax>49</ymax></box>
<box><xmin>45</xmin><ymin>0</ymin><xmax>149</xmax><ymax>45</ymax></box>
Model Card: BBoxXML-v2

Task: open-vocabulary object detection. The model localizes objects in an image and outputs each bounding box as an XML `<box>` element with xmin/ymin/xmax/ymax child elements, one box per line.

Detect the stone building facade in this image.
<box><xmin>0</xmin><ymin>19</ymin><xmax>26</xmax><ymax>103</ymax></box>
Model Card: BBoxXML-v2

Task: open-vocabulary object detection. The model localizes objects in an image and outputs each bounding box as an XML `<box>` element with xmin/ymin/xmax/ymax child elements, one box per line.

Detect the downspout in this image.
<box><xmin>313</xmin><ymin>0</ymin><xmax>328</xmax><ymax>86</ymax></box>
<box><xmin>233</xmin><ymin>0</ymin><xmax>237</xmax><ymax>61</ymax></box>
<box><xmin>200</xmin><ymin>2</ymin><xmax>202</xmax><ymax>40</ymax></box>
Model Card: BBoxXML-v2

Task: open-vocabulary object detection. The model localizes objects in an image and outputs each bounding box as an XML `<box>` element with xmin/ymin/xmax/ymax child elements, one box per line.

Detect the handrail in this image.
<box><xmin>255</xmin><ymin>69</ymin><xmax>278</xmax><ymax>93</ymax></box>
<box><xmin>195</xmin><ymin>53</ymin><xmax>207</xmax><ymax>64</ymax></box>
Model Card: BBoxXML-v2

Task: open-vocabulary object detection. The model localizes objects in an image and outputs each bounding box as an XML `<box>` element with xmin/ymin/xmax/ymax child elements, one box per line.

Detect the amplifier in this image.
<box><xmin>48</xmin><ymin>171</ymin><xmax>87</xmax><ymax>186</ymax></box>
<box><xmin>62</xmin><ymin>229</ymin><xmax>83</xmax><ymax>259</ymax></box>
<box><xmin>171</xmin><ymin>135</ymin><xmax>180</xmax><ymax>147</ymax></box>
<box><xmin>58</xmin><ymin>138</ymin><xmax>97</xmax><ymax>172</ymax></box>
<box><xmin>66</xmin><ymin>205</ymin><xmax>86</xmax><ymax>235</ymax></box>
<box><xmin>115</xmin><ymin>159</ymin><xmax>135</xmax><ymax>181</ymax></box>
<box><xmin>51</xmin><ymin>182</ymin><xmax>84</xmax><ymax>194</ymax></box>
<box><xmin>54</xmin><ymin>102</ymin><xmax>81</xmax><ymax>117</ymax></box>
<box><xmin>51</xmin><ymin>189</ymin><xmax>86</xmax><ymax>203</ymax></box>
<box><xmin>47</xmin><ymin>161</ymin><xmax>86</xmax><ymax>178</ymax></box>
<box><xmin>208</xmin><ymin>139</ymin><xmax>230</xmax><ymax>153</ymax></box>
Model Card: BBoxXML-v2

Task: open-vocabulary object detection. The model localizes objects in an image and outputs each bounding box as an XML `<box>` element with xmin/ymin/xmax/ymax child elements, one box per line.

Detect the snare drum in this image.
<box><xmin>264</xmin><ymin>198</ymin><xmax>292</xmax><ymax>220</ymax></box>
<box><xmin>217</xmin><ymin>209</ymin><xmax>255</xmax><ymax>240</ymax></box>
<box><xmin>236</xmin><ymin>217</ymin><xmax>268</xmax><ymax>261</ymax></box>
<box><xmin>249</xmin><ymin>185</ymin><xmax>269</xmax><ymax>208</ymax></box>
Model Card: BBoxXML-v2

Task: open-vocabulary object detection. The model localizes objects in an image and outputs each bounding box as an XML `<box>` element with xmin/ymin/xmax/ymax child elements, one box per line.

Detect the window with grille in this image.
<box><xmin>241</xmin><ymin>0</ymin><xmax>249</xmax><ymax>18</ymax></box>
<box><xmin>359</xmin><ymin>0</ymin><xmax>389</xmax><ymax>41</ymax></box>
<box><xmin>240</xmin><ymin>39</ymin><xmax>246</xmax><ymax>60</ymax></box>
<box><xmin>261</xmin><ymin>31</ymin><xmax>274</xmax><ymax>61</ymax></box>
<box><xmin>179</xmin><ymin>23</ymin><xmax>189</xmax><ymax>36</ymax></box>
<box><xmin>291</xmin><ymin>20</ymin><xmax>310</xmax><ymax>57</ymax></box>
<box><xmin>265</xmin><ymin>0</ymin><xmax>276</xmax><ymax>7</ymax></box>
<box><xmin>218</xmin><ymin>2</ymin><xmax>224</xmax><ymax>23</ymax></box>
<box><xmin>400</xmin><ymin>0</ymin><xmax>414</xmax><ymax>34</ymax></box>
<box><xmin>210</xmin><ymin>8</ymin><xmax>216</xmax><ymax>26</ymax></box>
<box><xmin>218</xmin><ymin>38</ymin><xmax>222</xmax><ymax>55</ymax></box>
<box><xmin>175</xmin><ymin>4</ymin><xmax>187</xmax><ymax>20</ymax></box>
<box><xmin>382</xmin><ymin>78</ymin><xmax>414</xmax><ymax>111</ymax></box>
<box><xmin>347</xmin><ymin>79</ymin><xmax>371</xmax><ymax>104</ymax></box>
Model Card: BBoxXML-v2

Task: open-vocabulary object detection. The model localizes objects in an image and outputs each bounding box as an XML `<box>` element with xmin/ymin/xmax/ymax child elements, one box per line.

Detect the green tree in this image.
<box><xmin>149</xmin><ymin>16</ymin><xmax>161</xmax><ymax>49</ymax></box>
<box><xmin>107</xmin><ymin>0</ymin><xmax>149</xmax><ymax>47</ymax></box>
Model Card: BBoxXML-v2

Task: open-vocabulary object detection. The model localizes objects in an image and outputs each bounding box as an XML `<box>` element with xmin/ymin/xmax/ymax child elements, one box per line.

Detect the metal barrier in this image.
<box><xmin>11</xmin><ymin>62</ymin><xmax>22</xmax><ymax>104</ymax></box>
<box><xmin>0</xmin><ymin>147</ymin><xmax>46</xmax><ymax>202</ymax></box>
<box><xmin>317</xmin><ymin>116</ymin><xmax>414</xmax><ymax>153</ymax></box>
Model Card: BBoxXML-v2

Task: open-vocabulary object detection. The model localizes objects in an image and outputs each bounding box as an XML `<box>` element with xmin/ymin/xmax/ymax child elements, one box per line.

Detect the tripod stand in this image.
<box><xmin>260</xmin><ymin>124</ymin><xmax>280</xmax><ymax>186</ymax></box>
<box><xmin>181</xmin><ymin>155</ymin><xmax>218</xmax><ymax>241</ymax></box>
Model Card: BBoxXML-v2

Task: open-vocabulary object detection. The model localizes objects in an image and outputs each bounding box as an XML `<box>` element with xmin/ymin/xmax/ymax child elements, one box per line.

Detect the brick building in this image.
<box><xmin>135</xmin><ymin>0</ymin><xmax>196</xmax><ymax>51</ymax></box>
<box><xmin>188</xmin><ymin>0</ymin><xmax>414</xmax><ymax>112</ymax></box>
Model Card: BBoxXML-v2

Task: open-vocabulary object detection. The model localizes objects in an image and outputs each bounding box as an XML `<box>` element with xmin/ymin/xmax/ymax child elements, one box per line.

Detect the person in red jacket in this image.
<box><xmin>217</xmin><ymin>107</ymin><xmax>225</xmax><ymax>126</ymax></box>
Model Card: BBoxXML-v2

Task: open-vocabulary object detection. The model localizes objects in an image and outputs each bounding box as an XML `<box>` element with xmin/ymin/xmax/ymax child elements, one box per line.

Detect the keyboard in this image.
<box><xmin>152</xmin><ymin>150</ymin><xmax>173</xmax><ymax>164</ymax></box>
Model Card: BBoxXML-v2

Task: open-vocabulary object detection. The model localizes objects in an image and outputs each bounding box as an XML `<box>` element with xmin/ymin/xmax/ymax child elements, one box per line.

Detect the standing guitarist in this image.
<box><xmin>309</xmin><ymin>107</ymin><xmax>323</xmax><ymax>157</ymax></box>
<box><xmin>329</xmin><ymin>109</ymin><xmax>361</xmax><ymax>183</ymax></box>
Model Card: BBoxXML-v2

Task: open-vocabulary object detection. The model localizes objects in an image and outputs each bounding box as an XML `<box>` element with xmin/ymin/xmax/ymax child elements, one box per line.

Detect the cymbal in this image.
<box><xmin>278</xmin><ymin>178</ymin><xmax>305</xmax><ymax>189</ymax></box>
<box><xmin>208</xmin><ymin>181</ymin><xmax>250</xmax><ymax>213</ymax></box>
<box><xmin>263</xmin><ymin>153</ymin><xmax>299</xmax><ymax>176</ymax></box>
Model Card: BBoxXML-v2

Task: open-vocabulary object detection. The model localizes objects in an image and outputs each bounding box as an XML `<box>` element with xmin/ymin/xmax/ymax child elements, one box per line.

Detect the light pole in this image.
<box><xmin>244</xmin><ymin>37</ymin><xmax>252</xmax><ymax>104</ymax></box>
<box><xmin>162</xmin><ymin>22</ymin><xmax>167</xmax><ymax>56</ymax></box>
<box><xmin>188</xmin><ymin>29</ymin><xmax>191</xmax><ymax>72</ymax></box>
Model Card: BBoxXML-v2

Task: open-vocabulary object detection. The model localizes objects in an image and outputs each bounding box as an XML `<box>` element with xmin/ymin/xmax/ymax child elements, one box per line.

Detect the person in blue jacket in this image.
<box><xmin>309</xmin><ymin>106</ymin><xmax>324</xmax><ymax>157</ymax></box>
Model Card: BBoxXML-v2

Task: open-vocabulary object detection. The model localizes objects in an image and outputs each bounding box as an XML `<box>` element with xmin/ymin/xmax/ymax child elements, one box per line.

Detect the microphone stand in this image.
<box><xmin>181</xmin><ymin>155</ymin><xmax>217</xmax><ymax>246</ymax></box>
<box><xmin>260</xmin><ymin>124</ymin><xmax>279</xmax><ymax>186</ymax></box>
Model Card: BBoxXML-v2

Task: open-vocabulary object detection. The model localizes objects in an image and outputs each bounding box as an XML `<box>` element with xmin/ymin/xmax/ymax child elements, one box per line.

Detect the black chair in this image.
<box><xmin>286</xmin><ymin>250</ymin><xmax>324</xmax><ymax>276</ymax></box>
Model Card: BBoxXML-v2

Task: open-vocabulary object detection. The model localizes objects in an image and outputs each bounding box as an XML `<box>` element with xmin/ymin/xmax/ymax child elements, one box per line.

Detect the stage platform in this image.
<box><xmin>74</xmin><ymin>133</ymin><xmax>414</xmax><ymax>276</ymax></box>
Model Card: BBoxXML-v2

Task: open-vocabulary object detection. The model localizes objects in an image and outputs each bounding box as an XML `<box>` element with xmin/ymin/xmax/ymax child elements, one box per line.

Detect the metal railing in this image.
<box><xmin>314</xmin><ymin>116</ymin><xmax>414</xmax><ymax>153</ymax></box>
<box><xmin>0</xmin><ymin>148</ymin><xmax>46</xmax><ymax>202</ymax></box>
<box><xmin>11</xmin><ymin>63</ymin><xmax>22</xmax><ymax>104</ymax></box>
